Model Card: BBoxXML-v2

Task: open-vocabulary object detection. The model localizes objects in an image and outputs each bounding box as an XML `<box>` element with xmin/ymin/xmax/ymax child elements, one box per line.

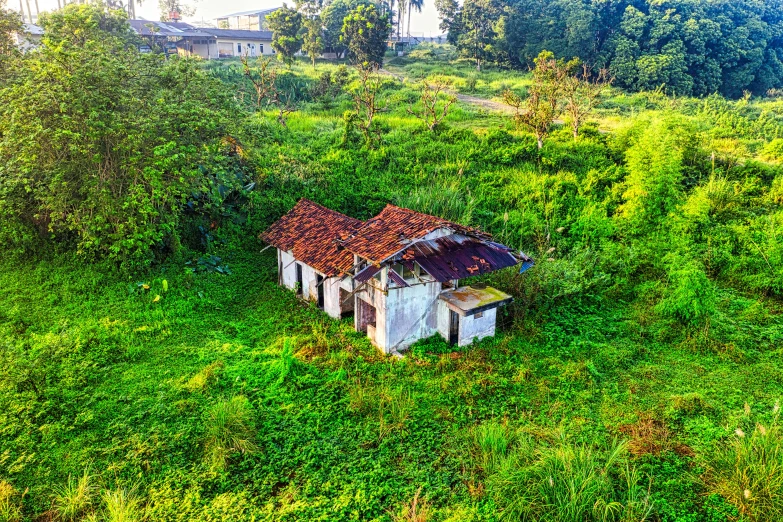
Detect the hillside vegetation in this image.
<box><xmin>1</xmin><ymin>5</ymin><xmax>783</xmax><ymax>522</ymax></box>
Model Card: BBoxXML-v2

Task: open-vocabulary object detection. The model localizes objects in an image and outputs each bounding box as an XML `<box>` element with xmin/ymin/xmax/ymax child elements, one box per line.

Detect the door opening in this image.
<box><xmin>449</xmin><ymin>310</ymin><xmax>459</xmax><ymax>345</ymax></box>
<box><xmin>316</xmin><ymin>274</ymin><xmax>325</xmax><ymax>309</ymax></box>
<box><xmin>295</xmin><ymin>263</ymin><xmax>303</xmax><ymax>296</ymax></box>
<box><xmin>357</xmin><ymin>299</ymin><xmax>376</xmax><ymax>333</ymax></box>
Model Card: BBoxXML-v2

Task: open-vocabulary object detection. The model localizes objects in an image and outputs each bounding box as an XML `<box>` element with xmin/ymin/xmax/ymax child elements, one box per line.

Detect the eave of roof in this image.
<box><xmin>260</xmin><ymin>199</ymin><xmax>364</xmax><ymax>277</ymax></box>
<box><xmin>339</xmin><ymin>204</ymin><xmax>488</xmax><ymax>265</ymax></box>
<box><xmin>400</xmin><ymin>235</ymin><xmax>520</xmax><ymax>282</ymax></box>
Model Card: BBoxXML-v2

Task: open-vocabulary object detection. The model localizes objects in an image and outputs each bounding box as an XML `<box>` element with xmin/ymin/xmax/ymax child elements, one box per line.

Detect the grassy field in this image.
<box><xmin>2</xmin><ymin>49</ymin><xmax>783</xmax><ymax>521</ymax></box>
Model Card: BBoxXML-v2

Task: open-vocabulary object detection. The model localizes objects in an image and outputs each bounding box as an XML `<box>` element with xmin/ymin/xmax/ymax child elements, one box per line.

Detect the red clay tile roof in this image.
<box><xmin>339</xmin><ymin>204</ymin><xmax>488</xmax><ymax>264</ymax></box>
<box><xmin>260</xmin><ymin>199</ymin><xmax>363</xmax><ymax>277</ymax></box>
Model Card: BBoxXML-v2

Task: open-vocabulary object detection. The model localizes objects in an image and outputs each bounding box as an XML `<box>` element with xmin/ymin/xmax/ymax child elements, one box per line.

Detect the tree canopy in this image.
<box><xmin>0</xmin><ymin>5</ymin><xmax>241</xmax><ymax>268</ymax></box>
<box><xmin>438</xmin><ymin>0</ymin><xmax>783</xmax><ymax>97</ymax></box>
<box><xmin>341</xmin><ymin>3</ymin><xmax>391</xmax><ymax>67</ymax></box>
<box><xmin>267</xmin><ymin>4</ymin><xmax>304</xmax><ymax>65</ymax></box>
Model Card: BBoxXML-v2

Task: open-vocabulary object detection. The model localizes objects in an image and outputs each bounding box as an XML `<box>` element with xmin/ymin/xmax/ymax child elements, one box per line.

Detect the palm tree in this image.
<box><xmin>406</xmin><ymin>0</ymin><xmax>422</xmax><ymax>38</ymax></box>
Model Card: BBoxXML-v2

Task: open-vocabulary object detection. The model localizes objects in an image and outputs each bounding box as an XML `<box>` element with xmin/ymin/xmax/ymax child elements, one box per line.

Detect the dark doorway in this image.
<box><xmin>316</xmin><ymin>274</ymin><xmax>325</xmax><ymax>309</ymax></box>
<box><xmin>339</xmin><ymin>288</ymin><xmax>355</xmax><ymax>318</ymax></box>
<box><xmin>296</xmin><ymin>263</ymin><xmax>303</xmax><ymax>296</ymax></box>
<box><xmin>277</xmin><ymin>253</ymin><xmax>283</xmax><ymax>286</ymax></box>
<box><xmin>357</xmin><ymin>299</ymin><xmax>376</xmax><ymax>333</ymax></box>
<box><xmin>449</xmin><ymin>310</ymin><xmax>459</xmax><ymax>345</ymax></box>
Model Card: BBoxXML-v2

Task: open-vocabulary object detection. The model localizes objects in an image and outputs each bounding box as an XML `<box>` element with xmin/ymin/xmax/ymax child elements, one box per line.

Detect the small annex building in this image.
<box><xmin>261</xmin><ymin>199</ymin><xmax>532</xmax><ymax>353</ymax></box>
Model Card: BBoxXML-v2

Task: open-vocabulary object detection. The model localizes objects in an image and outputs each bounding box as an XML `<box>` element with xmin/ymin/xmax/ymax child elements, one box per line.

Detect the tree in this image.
<box><xmin>457</xmin><ymin>0</ymin><xmax>501</xmax><ymax>71</ymax></box>
<box><xmin>562</xmin><ymin>63</ymin><xmax>613</xmax><ymax>139</ymax></box>
<box><xmin>406</xmin><ymin>0</ymin><xmax>422</xmax><ymax>38</ymax></box>
<box><xmin>341</xmin><ymin>4</ymin><xmax>391</xmax><ymax>67</ymax></box>
<box><xmin>301</xmin><ymin>14</ymin><xmax>324</xmax><ymax>66</ymax></box>
<box><xmin>296</xmin><ymin>0</ymin><xmax>324</xmax><ymax>66</ymax></box>
<box><xmin>267</xmin><ymin>4</ymin><xmax>303</xmax><ymax>66</ymax></box>
<box><xmin>241</xmin><ymin>55</ymin><xmax>297</xmax><ymax>125</ymax></box>
<box><xmin>0</xmin><ymin>0</ymin><xmax>22</xmax><ymax>79</ymax></box>
<box><xmin>0</xmin><ymin>5</ymin><xmax>239</xmax><ymax>267</ymax></box>
<box><xmin>348</xmin><ymin>65</ymin><xmax>387</xmax><ymax>143</ymax></box>
<box><xmin>158</xmin><ymin>0</ymin><xmax>194</xmax><ymax>21</ymax></box>
<box><xmin>406</xmin><ymin>79</ymin><xmax>456</xmax><ymax>131</ymax></box>
<box><xmin>434</xmin><ymin>0</ymin><xmax>461</xmax><ymax>45</ymax></box>
<box><xmin>503</xmin><ymin>50</ymin><xmax>574</xmax><ymax>149</ymax></box>
<box><xmin>322</xmin><ymin>0</ymin><xmax>365</xmax><ymax>57</ymax></box>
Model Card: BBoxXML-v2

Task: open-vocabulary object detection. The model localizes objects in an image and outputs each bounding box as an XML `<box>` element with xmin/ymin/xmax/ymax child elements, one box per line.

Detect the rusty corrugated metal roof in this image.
<box><xmin>339</xmin><ymin>205</ymin><xmax>487</xmax><ymax>265</ymax></box>
<box><xmin>400</xmin><ymin>234</ymin><xmax>520</xmax><ymax>282</ymax></box>
<box><xmin>260</xmin><ymin>199</ymin><xmax>363</xmax><ymax>277</ymax></box>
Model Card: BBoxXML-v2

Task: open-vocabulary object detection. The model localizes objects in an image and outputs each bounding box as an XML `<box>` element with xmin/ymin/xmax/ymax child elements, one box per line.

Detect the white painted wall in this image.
<box><xmin>458</xmin><ymin>308</ymin><xmax>497</xmax><ymax>347</ymax></box>
<box><xmin>355</xmin><ymin>280</ymin><xmax>387</xmax><ymax>350</ymax></box>
<box><xmin>323</xmin><ymin>277</ymin><xmax>353</xmax><ymax>320</ymax></box>
<box><xmin>185</xmin><ymin>39</ymin><xmax>274</xmax><ymax>59</ymax></box>
<box><xmin>277</xmin><ymin>248</ymin><xmax>342</xmax><ymax>316</ymax></box>
<box><xmin>436</xmin><ymin>300</ymin><xmax>451</xmax><ymax>340</ymax></box>
<box><xmin>384</xmin><ymin>281</ymin><xmax>442</xmax><ymax>352</ymax></box>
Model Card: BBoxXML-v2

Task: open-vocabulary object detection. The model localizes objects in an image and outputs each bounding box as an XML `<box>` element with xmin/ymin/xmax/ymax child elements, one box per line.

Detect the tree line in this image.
<box><xmin>436</xmin><ymin>0</ymin><xmax>783</xmax><ymax>98</ymax></box>
<box><xmin>267</xmin><ymin>0</ymin><xmax>402</xmax><ymax>68</ymax></box>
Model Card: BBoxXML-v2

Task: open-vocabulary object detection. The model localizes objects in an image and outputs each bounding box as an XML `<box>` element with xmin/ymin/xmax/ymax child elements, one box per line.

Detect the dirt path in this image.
<box><xmin>453</xmin><ymin>93</ymin><xmax>516</xmax><ymax>114</ymax></box>
<box><xmin>380</xmin><ymin>68</ymin><xmax>570</xmax><ymax>125</ymax></box>
<box><xmin>381</xmin><ymin>68</ymin><xmax>517</xmax><ymax>114</ymax></box>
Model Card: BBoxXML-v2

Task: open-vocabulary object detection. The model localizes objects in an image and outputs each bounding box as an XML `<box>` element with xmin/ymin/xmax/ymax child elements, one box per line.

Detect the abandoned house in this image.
<box><xmin>261</xmin><ymin>199</ymin><xmax>532</xmax><ymax>353</ymax></box>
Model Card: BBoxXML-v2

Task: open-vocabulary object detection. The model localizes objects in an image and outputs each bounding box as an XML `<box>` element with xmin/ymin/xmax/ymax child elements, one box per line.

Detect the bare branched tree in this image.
<box><xmin>502</xmin><ymin>51</ymin><xmax>576</xmax><ymax>149</ymax></box>
<box><xmin>563</xmin><ymin>64</ymin><xmax>613</xmax><ymax>139</ymax></box>
<box><xmin>350</xmin><ymin>65</ymin><xmax>388</xmax><ymax>142</ymax></box>
<box><xmin>241</xmin><ymin>55</ymin><xmax>297</xmax><ymax>126</ymax></box>
<box><xmin>406</xmin><ymin>80</ymin><xmax>456</xmax><ymax>131</ymax></box>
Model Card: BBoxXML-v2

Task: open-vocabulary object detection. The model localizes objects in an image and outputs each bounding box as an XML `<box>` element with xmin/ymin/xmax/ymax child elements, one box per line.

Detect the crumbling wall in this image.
<box><xmin>384</xmin><ymin>281</ymin><xmax>442</xmax><ymax>352</ymax></box>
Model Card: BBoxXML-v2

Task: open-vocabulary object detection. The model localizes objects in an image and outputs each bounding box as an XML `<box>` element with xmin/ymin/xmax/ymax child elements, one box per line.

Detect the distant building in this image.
<box><xmin>128</xmin><ymin>19</ymin><xmax>275</xmax><ymax>59</ymax></box>
<box><xmin>12</xmin><ymin>23</ymin><xmax>43</xmax><ymax>52</ymax></box>
<box><xmin>215</xmin><ymin>8</ymin><xmax>280</xmax><ymax>31</ymax></box>
<box><xmin>261</xmin><ymin>199</ymin><xmax>533</xmax><ymax>354</ymax></box>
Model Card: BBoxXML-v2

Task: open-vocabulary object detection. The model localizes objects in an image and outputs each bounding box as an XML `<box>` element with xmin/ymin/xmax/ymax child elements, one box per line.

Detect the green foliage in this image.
<box><xmin>499</xmin><ymin>0</ymin><xmax>783</xmax><ymax>98</ymax></box>
<box><xmin>203</xmin><ymin>395</ymin><xmax>257</xmax><ymax>470</ymax></box>
<box><xmin>482</xmin><ymin>434</ymin><xmax>653</xmax><ymax>521</ymax></box>
<box><xmin>341</xmin><ymin>4</ymin><xmax>391</xmax><ymax>67</ymax></box>
<box><xmin>0</xmin><ymin>481</ymin><xmax>22</xmax><ymax>522</ymax></box>
<box><xmin>51</xmin><ymin>470</ymin><xmax>97</xmax><ymax>522</ymax></box>
<box><xmin>102</xmin><ymin>487</ymin><xmax>143</xmax><ymax>522</ymax></box>
<box><xmin>620</xmin><ymin>122</ymin><xmax>684</xmax><ymax>231</ymax></box>
<box><xmin>701</xmin><ymin>405</ymin><xmax>783</xmax><ymax>522</ymax></box>
<box><xmin>2</xmin><ymin>12</ymin><xmax>783</xmax><ymax>521</ymax></box>
<box><xmin>267</xmin><ymin>4</ymin><xmax>303</xmax><ymax>65</ymax></box>
<box><xmin>0</xmin><ymin>5</ymin><xmax>241</xmax><ymax>268</ymax></box>
<box><xmin>0</xmin><ymin>0</ymin><xmax>22</xmax><ymax>80</ymax></box>
<box><xmin>655</xmin><ymin>255</ymin><xmax>716</xmax><ymax>327</ymax></box>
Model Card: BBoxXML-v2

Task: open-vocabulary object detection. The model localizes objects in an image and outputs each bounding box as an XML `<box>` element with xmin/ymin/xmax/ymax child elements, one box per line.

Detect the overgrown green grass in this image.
<box><xmin>1</xmin><ymin>51</ymin><xmax>783</xmax><ymax>521</ymax></box>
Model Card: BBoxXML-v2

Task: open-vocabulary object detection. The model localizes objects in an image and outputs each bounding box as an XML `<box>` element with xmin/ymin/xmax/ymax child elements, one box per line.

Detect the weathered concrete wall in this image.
<box><xmin>355</xmin><ymin>281</ymin><xmax>387</xmax><ymax>350</ymax></box>
<box><xmin>458</xmin><ymin>308</ymin><xmax>497</xmax><ymax>347</ymax></box>
<box><xmin>384</xmin><ymin>281</ymin><xmax>442</xmax><ymax>352</ymax></box>
<box><xmin>436</xmin><ymin>300</ymin><xmax>451</xmax><ymax>341</ymax></box>
<box><xmin>323</xmin><ymin>277</ymin><xmax>353</xmax><ymax>319</ymax></box>
<box><xmin>278</xmin><ymin>249</ymin><xmax>341</xmax><ymax>315</ymax></box>
<box><xmin>279</xmin><ymin>249</ymin><xmax>298</xmax><ymax>290</ymax></box>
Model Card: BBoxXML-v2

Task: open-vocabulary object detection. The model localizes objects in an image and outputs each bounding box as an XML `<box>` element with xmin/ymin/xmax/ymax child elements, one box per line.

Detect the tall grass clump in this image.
<box><xmin>52</xmin><ymin>470</ymin><xmax>97</xmax><ymax>521</ymax></box>
<box><xmin>101</xmin><ymin>487</ymin><xmax>143</xmax><ymax>522</ymax></box>
<box><xmin>480</xmin><ymin>434</ymin><xmax>652</xmax><ymax>522</ymax></box>
<box><xmin>469</xmin><ymin>421</ymin><xmax>522</xmax><ymax>475</ymax></box>
<box><xmin>391</xmin><ymin>487</ymin><xmax>431</xmax><ymax>522</ymax></box>
<box><xmin>701</xmin><ymin>403</ymin><xmax>783</xmax><ymax>521</ymax></box>
<box><xmin>204</xmin><ymin>395</ymin><xmax>258</xmax><ymax>469</ymax></box>
<box><xmin>0</xmin><ymin>480</ymin><xmax>23</xmax><ymax>522</ymax></box>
